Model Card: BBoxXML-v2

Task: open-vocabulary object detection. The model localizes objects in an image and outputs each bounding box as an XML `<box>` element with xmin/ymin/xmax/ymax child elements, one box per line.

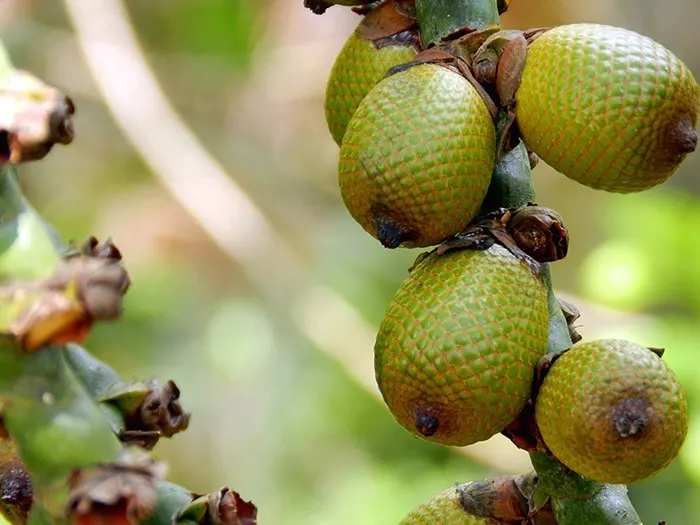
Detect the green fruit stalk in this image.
<box><xmin>399</xmin><ymin>485</ymin><xmax>490</xmax><ymax>525</ymax></box>
<box><xmin>375</xmin><ymin>244</ymin><xmax>549</xmax><ymax>446</ymax></box>
<box><xmin>325</xmin><ymin>6</ymin><xmax>418</xmax><ymax>145</ymax></box>
<box><xmin>339</xmin><ymin>63</ymin><xmax>496</xmax><ymax>248</ymax></box>
<box><xmin>516</xmin><ymin>23</ymin><xmax>699</xmax><ymax>193</ymax></box>
<box><xmin>535</xmin><ymin>339</ymin><xmax>688</xmax><ymax>484</ymax></box>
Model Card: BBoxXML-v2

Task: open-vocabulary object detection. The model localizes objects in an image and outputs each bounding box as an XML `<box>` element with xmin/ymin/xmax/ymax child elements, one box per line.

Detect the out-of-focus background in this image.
<box><xmin>2</xmin><ymin>0</ymin><xmax>699</xmax><ymax>523</ymax></box>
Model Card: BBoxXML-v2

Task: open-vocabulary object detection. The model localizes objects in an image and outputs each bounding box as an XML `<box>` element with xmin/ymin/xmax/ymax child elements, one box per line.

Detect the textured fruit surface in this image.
<box><xmin>400</xmin><ymin>485</ymin><xmax>490</xmax><ymax>525</ymax></box>
<box><xmin>516</xmin><ymin>24</ymin><xmax>700</xmax><ymax>192</ymax></box>
<box><xmin>339</xmin><ymin>64</ymin><xmax>496</xmax><ymax>248</ymax></box>
<box><xmin>325</xmin><ymin>27</ymin><xmax>417</xmax><ymax>145</ymax></box>
<box><xmin>536</xmin><ymin>339</ymin><xmax>688</xmax><ymax>484</ymax></box>
<box><xmin>375</xmin><ymin>244</ymin><xmax>548</xmax><ymax>446</ymax></box>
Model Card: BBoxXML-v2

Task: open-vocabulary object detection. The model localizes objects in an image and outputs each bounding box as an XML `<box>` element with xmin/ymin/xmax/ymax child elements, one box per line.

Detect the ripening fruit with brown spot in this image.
<box><xmin>535</xmin><ymin>339</ymin><xmax>688</xmax><ymax>484</ymax></box>
<box><xmin>324</xmin><ymin>6</ymin><xmax>418</xmax><ymax>145</ymax></box>
<box><xmin>516</xmin><ymin>24</ymin><xmax>699</xmax><ymax>192</ymax></box>
<box><xmin>339</xmin><ymin>63</ymin><xmax>496</xmax><ymax>248</ymax></box>
<box><xmin>399</xmin><ymin>485</ymin><xmax>490</xmax><ymax>525</ymax></box>
<box><xmin>375</xmin><ymin>244</ymin><xmax>549</xmax><ymax>446</ymax></box>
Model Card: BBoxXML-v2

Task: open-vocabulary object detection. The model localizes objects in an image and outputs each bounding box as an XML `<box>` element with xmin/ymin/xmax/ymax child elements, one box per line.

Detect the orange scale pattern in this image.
<box><xmin>325</xmin><ymin>30</ymin><xmax>417</xmax><ymax>145</ymax></box>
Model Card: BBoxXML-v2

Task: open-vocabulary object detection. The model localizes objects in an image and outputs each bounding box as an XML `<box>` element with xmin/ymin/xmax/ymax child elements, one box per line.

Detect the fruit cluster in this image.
<box><xmin>309</xmin><ymin>0</ymin><xmax>698</xmax><ymax>520</ymax></box>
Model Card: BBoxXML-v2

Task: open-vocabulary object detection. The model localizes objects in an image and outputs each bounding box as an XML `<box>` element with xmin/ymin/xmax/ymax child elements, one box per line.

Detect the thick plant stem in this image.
<box><xmin>481</xmin><ymin>143</ymin><xmax>570</xmax><ymax>355</ymax></box>
<box><xmin>487</xmin><ymin>143</ymin><xmax>641</xmax><ymax>525</ymax></box>
<box><xmin>415</xmin><ymin>0</ymin><xmax>500</xmax><ymax>47</ymax></box>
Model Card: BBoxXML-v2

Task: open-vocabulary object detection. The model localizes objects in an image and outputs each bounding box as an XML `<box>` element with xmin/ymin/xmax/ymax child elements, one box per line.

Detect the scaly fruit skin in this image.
<box><xmin>325</xmin><ymin>28</ymin><xmax>417</xmax><ymax>145</ymax></box>
<box><xmin>516</xmin><ymin>24</ymin><xmax>700</xmax><ymax>193</ymax></box>
<box><xmin>340</xmin><ymin>64</ymin><xmax>496</xmax><ymax>248</ymax></box>
<box><xmin>325</xmin><ymin>31</ymin><xmax>417</xmax><ymax>146</ymax></box>
<box><xmin>535</xmin><ymin>339</ymin><xmax>688</xmax><ymax>484</ymax></box>
<box><xmin>400</xmin><ymin>485</ymin><xmax>491</xmax><ymax>525</ymax></box>
<box><xmin>375</xmin><ymin>244</ymin><xmax>548</xmax><ymax>446</ymax></box>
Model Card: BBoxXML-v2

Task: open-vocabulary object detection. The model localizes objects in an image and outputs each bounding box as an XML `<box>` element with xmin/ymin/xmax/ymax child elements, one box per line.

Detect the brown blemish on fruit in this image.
<box><xmin>660</xmin><ymin>117</ymin><xmax>697</xmax><ymax>164</ymax></box>
<box><xmin>612</xmin><ymin>398</ymin><xmax>651</xmax><ymax>439</ymax></box>
<box><xmin>374</xmin><ymin>214</ymin><xmax>416</xmax><ymax>248</ymax></box>
<box><xmin>415</xmin><ymin>406</ymin><xmax>440</xmax><ymax>437</ymax></box>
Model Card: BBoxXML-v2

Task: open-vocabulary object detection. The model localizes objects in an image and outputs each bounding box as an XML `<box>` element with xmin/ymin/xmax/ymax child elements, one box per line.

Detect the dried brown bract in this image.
<box><xmin>66</xmin><ymin>449</ymin><xmax>167</xmax><ymax>525</ymax></box>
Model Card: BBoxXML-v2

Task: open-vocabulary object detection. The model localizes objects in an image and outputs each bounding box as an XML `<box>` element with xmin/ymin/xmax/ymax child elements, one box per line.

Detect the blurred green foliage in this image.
<box><xmin>1</xmin><ymin>0</ymin><xmax>700</xmax><ymax>523</ymax></box>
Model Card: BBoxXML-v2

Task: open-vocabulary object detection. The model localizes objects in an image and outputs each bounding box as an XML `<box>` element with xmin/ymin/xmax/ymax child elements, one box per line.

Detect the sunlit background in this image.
<box><xmin>2</xmin><ymin>0</ymin><xmax>700</xmax><ymax>523</ymax></box>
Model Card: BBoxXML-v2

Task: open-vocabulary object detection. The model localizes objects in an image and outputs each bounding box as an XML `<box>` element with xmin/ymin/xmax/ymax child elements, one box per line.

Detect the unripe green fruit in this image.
<box><xmin>340</xmin><ymin>64</ymin><xmax>496</xmax><ymax>248</ymax></box>
<box><xmin>535</xmin><ymin>339</ymin><xmax>688</xmax><ymax>484</ymax></box>
<box><xmin>400</xmin><ymin>486</ymin><xmax>489</xmax><ymax>525</ymax></box>
<box><xmin>325</xmin><ymin>27</ymin><xmax>417</xmax><ymax>145</ymax></box>
<box><xmin>516</xmin><ymin>24</ymin><xmax>699</xmax><ymax>192</ymax></box>
<box><xmin>375</xmin><ymin>244</ymin><xmax>548</xmax><ymax>446</ymax></box>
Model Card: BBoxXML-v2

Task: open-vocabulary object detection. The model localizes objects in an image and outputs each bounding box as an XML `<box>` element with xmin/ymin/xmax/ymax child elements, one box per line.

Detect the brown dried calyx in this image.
<box><xmin>66</xmin><ymin>449</ymin><xmax>166</xmax><ymax>525</ymax></box>
<box><xmin>435</xmin><ymin>204</ymin><xmax>569</xmax><ymax>276</ymax></box>
<box><xmin>457</xmin><ymin>473</ymin><xmax>557</xmax><ymax>524</ymax></box>
<box><xmin>128</xmin><ymin>380</ymin><xmax>191</xmax><ymax>439</ymax></box>
<box><xmin>67</xmin><ymin>236</ymin><xmax>124</xmax><ymax>261</ymax></box>
<box><xmin>506</xmin><ymin>206</ymin><xmax>568</xmax><ymax>263</ymax></box>
<box><xmin>176</xmin><ymin>487</ymin><xmax>257</xmax><ymax>525</ymax></box>
<box><xmin>2</xmin><ymin>237</ymin><xmax>130</xmax><ymax>351</ymax></box>
<box><xmin>356</xmin><ymin>0</ymin><xmax>419</xmax><ymax>50</ymax></box>
<box><xmin>101</xmin><ymin>379</ymin><xmax>191</xmax><ymax>450</ymax></box>
<box><xmin>0</xmin><ymin>69</ymin><xmax>74</xmax><ymax>165</ymax></box>
<box><xmin>206</xmin><ymin>488</ymin><xmax>257</xmax><ymax>525</ymax></box>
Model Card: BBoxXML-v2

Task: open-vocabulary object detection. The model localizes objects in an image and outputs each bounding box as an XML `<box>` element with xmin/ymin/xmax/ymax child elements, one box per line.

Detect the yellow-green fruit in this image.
<box><xmin>535</xmin><ymin>339</ymin><xmax>688</xmax><ymax>484</ymax></box>
<box><xmin>340</xmin><ymin>64</ymin><xmax>496</xmax><ymax>248</ymax></box>
<box><xmin>400</xmin><ymin>486</ymin><xmax>490</xmax><ymax>525</ymax></box>
<box><xmin>375</xmin><ymin>244</ymin><xmax>548</xmax><ymax>446</ymax></box>
<box><xmin>325</xmin><ymin>25</ymin><xmax>417</xmax><ymax>145</ymax></box>
<box><xmin>516</xmin><ymin>24</ymin><xmax>699</xmax><ymax>192</ymax></box>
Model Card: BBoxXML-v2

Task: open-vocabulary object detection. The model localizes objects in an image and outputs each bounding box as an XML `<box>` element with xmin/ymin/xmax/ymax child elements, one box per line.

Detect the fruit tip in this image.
<box><xmin>375</xmin><ymin>215</ymin><xmax>414</xmax><ymax>248</ymax></box>
<box><xmin>415</xmin><ymin>410</ymin><xmax>439</xmax><ymax>437</ymax></box>
<box><xmin>663</xmin><ymin>117</ymin><xmax>698</xmax><ymax>161</ymax></box>
<box><xmin>612</xmin><ymin>397</ymin><xmax>650</xmax><ymax>438</ymax></box>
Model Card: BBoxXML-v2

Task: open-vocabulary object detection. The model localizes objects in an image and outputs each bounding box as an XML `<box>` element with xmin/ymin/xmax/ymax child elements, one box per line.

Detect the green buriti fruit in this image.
<box><xmin>340</xmin><ymin>63</ymin><xmax>496</xmax><ymax>248</ymax></box>
<box><xmin>375</xmin><ymin>244</ymin><xmax>548</xmax><ymax>446</ymax></box>
<box><xmin>516</xmin><ymin>24</ymin><xmax>699</xmax><ymax>192</ymax></box>
<box><xmin>535</xmin><ymin>339</ymin><xmax>688</xmax><ymax>484</ymax></box>
<box><xmin>325</xmin><ymin>11</ymin><xmax>418</xmax><ymax>144</ymax></box>
<box><xmin>400</xmin><ymin>486</ymin><xmax>490</xmax><ymax>525</ymax></box>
